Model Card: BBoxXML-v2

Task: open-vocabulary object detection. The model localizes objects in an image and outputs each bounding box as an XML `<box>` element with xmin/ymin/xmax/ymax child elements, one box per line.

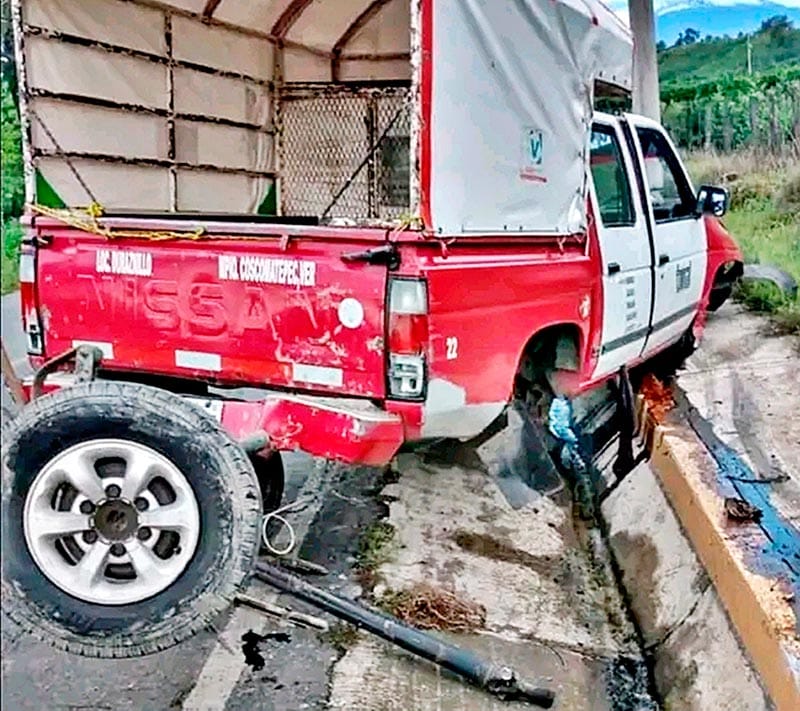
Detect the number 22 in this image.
<box><xmin>446</xmin><ymin>337</ymin><xmax>459</xmax><ymax>360</ymax></box>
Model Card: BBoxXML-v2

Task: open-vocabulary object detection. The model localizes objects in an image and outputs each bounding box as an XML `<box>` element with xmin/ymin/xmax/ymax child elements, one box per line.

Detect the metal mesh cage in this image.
<box><xmin>278</xmin><ymin>84</ymin><xmax>411</xmax><ymax>222</ymax></box>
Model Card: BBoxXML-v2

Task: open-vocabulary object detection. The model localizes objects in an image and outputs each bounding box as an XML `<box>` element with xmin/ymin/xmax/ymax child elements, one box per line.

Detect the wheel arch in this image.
<box><xmin>513</xmin><ymin>322</ymin><xmax>582</xmax><ymax>396</ymax></box>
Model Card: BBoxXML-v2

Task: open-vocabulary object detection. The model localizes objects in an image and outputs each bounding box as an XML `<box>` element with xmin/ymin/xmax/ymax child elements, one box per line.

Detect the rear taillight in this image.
<box><xmin>19</xmin><ymin>244</ymin><xmax>43</xmax><ymax>355</ymax></box>
<box><xmin>387</xmin><ymin>278</ymin><xmax>428</xmax><ymax>399</ymax></box>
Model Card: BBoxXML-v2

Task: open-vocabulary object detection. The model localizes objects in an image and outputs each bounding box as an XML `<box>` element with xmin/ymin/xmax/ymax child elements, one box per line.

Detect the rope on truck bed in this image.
<box><xmin>30</xmin><ymin>203</ymin><xmax>208</xmax><ymax>242</ymax></box>
<box><xmin>30</xmin><ymin>203</ymin><xmax>422</xmax><ymax>242</ymax></box>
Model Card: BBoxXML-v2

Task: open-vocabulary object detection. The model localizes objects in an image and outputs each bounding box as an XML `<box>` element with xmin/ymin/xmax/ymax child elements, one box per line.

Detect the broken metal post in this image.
<box><xmin>1</xmin><ymin>341</ymin><xmax>27</xmax><ymax>407</ymax></box>
<box><xmin>254</xmin><ymin>561</ymin><xmax>555</xmax><ymax>707</ymax></box>
<box><xmin>613</xmin><ymin>365</ymin><xmax>636</xmax><ymax>478</ymax></box>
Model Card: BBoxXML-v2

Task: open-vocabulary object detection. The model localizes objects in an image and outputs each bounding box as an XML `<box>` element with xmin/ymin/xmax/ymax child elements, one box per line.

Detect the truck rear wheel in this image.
<box><xmin>1</xmin><ymin>381</ymin><xmax>262</xmax><ymax>658</ymax></box>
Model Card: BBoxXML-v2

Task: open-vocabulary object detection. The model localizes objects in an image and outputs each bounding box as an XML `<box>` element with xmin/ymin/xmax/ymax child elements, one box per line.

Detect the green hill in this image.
<box><xmin>658</xmin><ymin>19</ymin><xmax>800</xmax><ymax>86</ymax></box>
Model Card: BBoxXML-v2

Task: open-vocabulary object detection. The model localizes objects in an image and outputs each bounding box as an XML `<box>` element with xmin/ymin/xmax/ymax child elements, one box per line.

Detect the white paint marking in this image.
<box><xmin>19</xmin><ymin>253</ymin><xmax>34</xmax><ymax>283</ymax></box>
<box><xmin>292</xmin><ymin>362</ymin><xmax>343</xmax><ymax>387</ymax></box>
<box><xmin>175</xmin><ymin>350</ymin><xmax>222</xmax><ymax>372</ymax></box>
<box><xmin>183</xmin><ymin>459</ymin><xmax>332</xmax><ymax>711</ymax></box>
<box><xmin>71</xmin><ymin>340</ymin><xmax>114</xmax><ymax>359</ymax></box>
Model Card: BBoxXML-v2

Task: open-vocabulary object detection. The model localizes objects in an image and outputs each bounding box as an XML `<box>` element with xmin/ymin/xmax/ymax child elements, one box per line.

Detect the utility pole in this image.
<box><xmin>746</xmin><ymin>34</ymin><xmax>753</xmax><ymax>75</ymax></box>
<box><xmin>629</xmin><ymin>0</ymin><xmax>661</xmax><ymax>121</ymax></box>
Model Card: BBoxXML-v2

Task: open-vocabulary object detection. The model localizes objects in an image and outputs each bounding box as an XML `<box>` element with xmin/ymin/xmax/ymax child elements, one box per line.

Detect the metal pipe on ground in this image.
<box><xmin>254</xmin><ymin>561</ymin><xmax>556</xmax><ymax>707</ymax></box>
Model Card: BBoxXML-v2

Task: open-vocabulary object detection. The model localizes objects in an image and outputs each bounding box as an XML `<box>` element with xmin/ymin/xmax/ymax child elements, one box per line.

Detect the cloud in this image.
<box><xmin>604</xmin><ymin>0</ymin><xmax>800</xmax><ymax>27</ymax></box>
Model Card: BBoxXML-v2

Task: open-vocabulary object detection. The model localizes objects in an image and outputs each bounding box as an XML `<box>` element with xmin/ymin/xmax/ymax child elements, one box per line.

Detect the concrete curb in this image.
<box><xmin>639</xmin><ymin>396</ymin><xmax>800</xmax><ymax>711</ymax></box>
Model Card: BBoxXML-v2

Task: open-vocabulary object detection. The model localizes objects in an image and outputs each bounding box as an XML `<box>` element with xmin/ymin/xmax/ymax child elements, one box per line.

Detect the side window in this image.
<box><xmin>635</xmin><ymin>127</ymin><xmax>695</xmax><ymax>222</ymax></box>
<box><xmin>590</xmin><ymin>125</ymin><xmax>635</xmax><ymax>228</ymax></box>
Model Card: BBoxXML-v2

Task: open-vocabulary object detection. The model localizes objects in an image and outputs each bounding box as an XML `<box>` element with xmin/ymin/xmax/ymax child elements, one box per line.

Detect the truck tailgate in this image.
<box><xmin>33</xmin><ymin>225</ymin><xmax>389</xmax><ymax>398</ymax></box>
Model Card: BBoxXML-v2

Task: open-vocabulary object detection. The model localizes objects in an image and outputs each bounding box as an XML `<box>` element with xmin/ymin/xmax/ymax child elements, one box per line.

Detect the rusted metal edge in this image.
<box><xmin>10</xmin><ymin>0</ymin><xmax>35</xmax><ymax>205</ymax></box>
<box><xmin>29</xmin><ymin>89</ymin><xmax>276</xmax><ymax>134</ymax></box>
<box><xmin>638</xmin><ymin>395</ymin><xmax>800</xmax><ymax>711</ymax></box>
<box><xmin>23</xmin><ymin>25</ymin><xmax>274</xmax><ymax>89</ymax></box>
<box><xmin>33</xmin><ymin>148</ymin><xmax>277</xmax><ymax>180</ymax></box>
<box><xmin>202</xmin><ymin>0</ymin><xmax>224</xmax><ymax>20</ymax></box>
<box><xmin>332</xmin><ymin>0</ymin><xmax>396</xmax><ymax>81</ymax></box>
<box><xmin>271</xmin><ymin>0</ymin><xmax>316</xmax><ymax>39</ymax></box>
<box><xmin>165</xmin><ymin>13</ymin><xmax>177</xmax><ymax>210</ymax></box>
<box><xmin>341</xmin><ymin>51</ymin><xmax>411</xmax><ymax>62</ymax></box>
<box><xmin>129</xmin><ymin>0</ymin><xmax>330</xmax><ymax>57</ymax></box>
<box><xmin>279</xmin><ymin>82</ymin><xmax>411</xmax><ymax>101</ymax></box>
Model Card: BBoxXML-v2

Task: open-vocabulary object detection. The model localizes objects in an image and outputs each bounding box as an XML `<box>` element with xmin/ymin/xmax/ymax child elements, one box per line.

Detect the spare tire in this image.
<box><xmin>1</xmin><ymin>381</ymin><xmax>262</xmax><ymax>658</ymax></box>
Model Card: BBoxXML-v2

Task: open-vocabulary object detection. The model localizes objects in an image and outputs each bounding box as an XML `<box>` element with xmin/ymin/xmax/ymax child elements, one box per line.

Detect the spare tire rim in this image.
<box><xmin>23</xmin><ymin>439</ymin><xmax>201</xmax><ymax>605</ymax></box>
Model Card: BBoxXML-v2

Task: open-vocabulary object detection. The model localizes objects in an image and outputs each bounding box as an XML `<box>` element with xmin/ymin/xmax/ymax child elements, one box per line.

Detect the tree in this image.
<box><xmin>1</xmin><ymin>78</ymin><xmax>24</xmax><ymax>221</ymax></box>
<box><xmin>677</xmin><ymin>27</ymin><xmax>701</xmax><ymax>46</ymax></box>
<box><xmin>761</xmin><ymin>15</ymin><xmax>793</xmax><ymax>34</ymax></box>
<box><xmin>657</xmin><ymin>40</ymin><xmax>666</xmax><ymax>52</ymax></box>
<box><xmin>1</xmin><ymin>0</ymin><xmax>15</xmax><ymax>83</ymax></box>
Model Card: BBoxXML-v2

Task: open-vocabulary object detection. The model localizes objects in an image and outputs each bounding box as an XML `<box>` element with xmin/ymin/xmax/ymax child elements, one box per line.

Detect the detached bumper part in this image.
<box><xmin>220</xmin><ymin>394</ymin><xmax>404</xmax><ymax>466</ymax></box>
<box><xmin>22</xmin><ymin>357</ymin><xmax>405</xmax><ymax>467</ymax></box>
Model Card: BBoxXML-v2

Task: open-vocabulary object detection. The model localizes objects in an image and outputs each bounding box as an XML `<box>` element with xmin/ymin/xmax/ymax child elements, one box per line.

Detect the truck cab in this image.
<box><xmin>588</xmin><ymin>112</ymin><xmax>740</xmax><ymax>379</ymax></box>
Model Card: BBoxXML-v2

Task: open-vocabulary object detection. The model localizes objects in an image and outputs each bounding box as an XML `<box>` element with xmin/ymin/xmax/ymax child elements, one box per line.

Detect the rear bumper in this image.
<box><xmin>22</xmin><ymin>374</ymin><xmax>405</xmax><ymax>467</ymax></box>
<box><xmin>220</xmin><ymin>393</ymin><xmax>404</xmax><ymax>466</ymax></box>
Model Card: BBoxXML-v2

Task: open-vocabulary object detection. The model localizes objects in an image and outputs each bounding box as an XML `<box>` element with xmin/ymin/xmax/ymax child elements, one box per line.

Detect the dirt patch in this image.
<box><xmin>639</xmin><ymin>373</ymin><xmax>675</xmax><ymax>424</ymax></box>
<box><xmin>452</xmin><ymin>529</ymin><xmax>559</xmax><ymax>577</ymax></box>
<box><xmin>379</xmin><ymin>584</ymin><xmax>486</xmax><ymax>633</ymax></box>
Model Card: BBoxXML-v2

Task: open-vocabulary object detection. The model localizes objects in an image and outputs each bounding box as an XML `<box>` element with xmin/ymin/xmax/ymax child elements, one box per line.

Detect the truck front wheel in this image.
<box><xmin>1</xmin><ymin>381</ymin><xmax>262</xmax><ymax>658</ymax></box>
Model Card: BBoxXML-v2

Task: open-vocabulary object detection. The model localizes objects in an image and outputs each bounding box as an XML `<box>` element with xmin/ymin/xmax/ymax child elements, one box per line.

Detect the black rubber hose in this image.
<box><xmin>254</xmin><ymin>562</ymin><xmax>555</xmax><ymax>707</ymax></box>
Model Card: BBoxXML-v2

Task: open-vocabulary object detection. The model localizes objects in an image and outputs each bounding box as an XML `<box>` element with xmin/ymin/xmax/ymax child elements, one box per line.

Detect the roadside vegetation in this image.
<box><xmin>2</xmin><ymin>77</ymin><xmax>23</xmax><ymax>296</ymax></box>
<box><xmin>685</xmin><ymin>150</ymin><xmax>800</xmax><ymax>334</ymax></box>
<box><xmin>665</xmin><ymin>16</ymin><xmax>800</xmax><ymax>336</ymax></box>
<box><xmin>354</xmin><ymin>520</ymin><xmax>396</xmax><ymax>591</ymax></box>
<box><xmin>658</xmin><ymin>17</ymin><xmax>800</xmax><ymax>85</ymax></box>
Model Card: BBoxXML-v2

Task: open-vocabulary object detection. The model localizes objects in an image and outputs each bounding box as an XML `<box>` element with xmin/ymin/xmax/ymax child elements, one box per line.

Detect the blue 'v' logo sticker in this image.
<box><xmin>529</xmin><ymin>130</ymin><xmax>543</xmax><ymax>165</ymax></box>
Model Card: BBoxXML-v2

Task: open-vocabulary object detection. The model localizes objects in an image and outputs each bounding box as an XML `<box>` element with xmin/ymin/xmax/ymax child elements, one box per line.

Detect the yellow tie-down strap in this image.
<box><xmin>31</xmin><ymin>203</ymin><xmax>206</xmax><ymax>242</ymax></box>
<box><xmin>30</xmin><ymin>203</ymin><xmax>424</xmax><ymax>243</ymax></box>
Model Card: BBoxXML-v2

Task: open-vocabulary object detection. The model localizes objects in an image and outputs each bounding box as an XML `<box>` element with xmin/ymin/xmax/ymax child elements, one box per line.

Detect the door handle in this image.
<box><xmin>607</xmin><ymin>262</ymin><xmax>621</xmax><ymax>275</ymax></box>
<box><xmin>659</xmin><ymin>253</ymin><xmax>670</xmax><ymax>266</ymax></box>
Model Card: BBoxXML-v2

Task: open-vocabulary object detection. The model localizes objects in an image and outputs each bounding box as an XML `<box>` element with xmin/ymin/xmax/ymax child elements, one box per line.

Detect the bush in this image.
<box><xmin>1</xmin><ymin>78</ymin><xmax>24</xmax><ymax>222</ymax></box>
<box><xmin>1</xmin><ymin>218</ymin><xmax>21</xmax><ymax>295</ymax></box>
<box><xmin>734</xmin><ymin>280</ymin><xmax>789</xmax><ymax>313</ymax></box>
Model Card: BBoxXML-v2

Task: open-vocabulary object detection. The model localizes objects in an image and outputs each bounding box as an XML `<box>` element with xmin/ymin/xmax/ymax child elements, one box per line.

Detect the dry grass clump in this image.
<box><xmin>379</xmin><ymin>584</ymin><xmax>486</xmax><ymax>633</ymax></box>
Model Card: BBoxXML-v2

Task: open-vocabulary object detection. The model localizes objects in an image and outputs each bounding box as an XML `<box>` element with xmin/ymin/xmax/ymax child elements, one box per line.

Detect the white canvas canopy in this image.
<box><xmin>13</xmin><ymin>0</ymin><xmax>632</xmax><ymax>234</ymax></box>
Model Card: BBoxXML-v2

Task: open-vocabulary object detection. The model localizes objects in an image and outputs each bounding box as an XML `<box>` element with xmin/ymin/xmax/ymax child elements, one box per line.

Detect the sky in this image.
<box><xmin>606</xmin><ymin>0</ymin><xmax>800</xmax><ymax>26</ymax></box>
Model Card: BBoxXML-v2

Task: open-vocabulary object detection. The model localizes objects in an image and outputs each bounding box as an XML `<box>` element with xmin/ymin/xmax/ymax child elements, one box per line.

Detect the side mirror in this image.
<box><xmin>695</xmin><ymin>185</ymin><xmax>729</xmax><ymax>217</ymax></box>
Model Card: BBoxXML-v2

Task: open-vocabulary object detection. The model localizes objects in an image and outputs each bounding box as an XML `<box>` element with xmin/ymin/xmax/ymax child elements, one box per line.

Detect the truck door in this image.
<box><xmin>625</xmin><ymin>115</ymin><xmax>707</xmax><ymax>356</ymax></box>
<box><xmin>589</xmin><ymin>116</ymin><xmax>653</xmax><ymax>378</ymax></box>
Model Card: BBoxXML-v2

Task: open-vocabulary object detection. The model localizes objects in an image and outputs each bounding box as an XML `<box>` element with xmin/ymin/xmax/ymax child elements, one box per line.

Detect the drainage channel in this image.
<box><xmin>587</xmin><ymin>375</ymin><xmax>781</xmax><ymax>709</ymax></box>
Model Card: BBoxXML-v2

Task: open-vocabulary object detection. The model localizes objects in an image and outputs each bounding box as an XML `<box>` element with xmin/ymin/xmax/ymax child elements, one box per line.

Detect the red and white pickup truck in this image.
<box><xmin>3</xmin><ymin>0</ymin><xmax>741</xmax><ymax>659</ymax></box>
<box><xmin>18</xmin><ymin>111</ymin><xmax>742</xmax><ymax>464</ymax></box>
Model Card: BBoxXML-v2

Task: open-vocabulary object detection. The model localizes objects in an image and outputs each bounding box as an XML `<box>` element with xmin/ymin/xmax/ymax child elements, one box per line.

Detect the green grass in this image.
<box><xmin>723</xmin><ymin>203</ymin><xmax>800</xmax><ymax>283</ymax></box>
<box><xmin>356</xmin><ymin>521</ymin><xmax>396</xmax><ymax>573</ymax></box>
<box><xmin>685</xmin><ymin>151</ymin><xmax>800</xmax><ymax>333</ymax></box>
<box><xmin>727</xmin><ymin>203</ymin><xmax>800</xmax><ymax>331</ymax></box>
<box><xmin>1</xmin><ymin>218</ymin><xmax>21</xmax><ymax>295</ymax></box>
